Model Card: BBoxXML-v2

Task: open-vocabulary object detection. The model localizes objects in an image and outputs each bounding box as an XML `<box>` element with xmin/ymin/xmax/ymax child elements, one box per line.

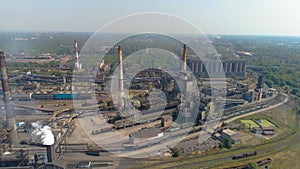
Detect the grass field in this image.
<box><xmin>240</xmin><ymin>120</ymin><xmax>260</xmax><ymax>128</ymax></box>
<box><xmin>260</xmin><ymin>119</ymin><xmax>276</xmax><ymax>127</ymax></box>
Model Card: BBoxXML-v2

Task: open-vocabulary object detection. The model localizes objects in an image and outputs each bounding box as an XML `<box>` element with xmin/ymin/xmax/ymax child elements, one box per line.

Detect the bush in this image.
<box><xmin>219</xmin><ymin>142</ymin><xmax>225</xmax><ymax>149</ymax></box>
<box><xmin>246</xmin><ymin>162</ymin><xmax>258</xmax><ymax>169</ymax></box>
<box><xmin>20</xmin><ymin>140</ymin><xmax>28</xmax><ymax>145</ymax></box>
<box><xmin>172</xmin><ymin>150</ymin><xmax>181</xmax><ymax>158</ymax></box>
<box><xmin>222</xmin><ymin>122</ymin><xmax>228</xmax><ymax>127</ymax></box>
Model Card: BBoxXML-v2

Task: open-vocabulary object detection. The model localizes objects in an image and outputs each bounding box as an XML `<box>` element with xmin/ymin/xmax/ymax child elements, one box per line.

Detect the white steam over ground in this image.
<box><xmin>31</xmin><ymin>122</ymin><xmax>55</xmax><ymax>145</ymax></box>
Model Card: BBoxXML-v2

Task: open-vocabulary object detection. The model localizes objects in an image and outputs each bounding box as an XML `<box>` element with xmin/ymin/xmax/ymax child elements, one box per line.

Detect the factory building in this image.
<box><xmin>244</xmin><ymin>75</ymin><xmax>274</xmax><ymax>103</ymax></box>
<box><xmin>186</xmin><ymin>58</ymin><xmax>246</xmax><ymax>78</ymax></box>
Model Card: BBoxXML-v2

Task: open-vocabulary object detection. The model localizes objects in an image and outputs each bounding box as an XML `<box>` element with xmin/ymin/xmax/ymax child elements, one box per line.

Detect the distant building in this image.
<box><xmin>129</xmin><ymin>128</ymin><xmax>163</xmax><ymax>144</ymax></box>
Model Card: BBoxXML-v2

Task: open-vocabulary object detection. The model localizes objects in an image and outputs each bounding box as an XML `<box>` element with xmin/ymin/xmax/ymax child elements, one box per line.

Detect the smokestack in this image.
<box><xmin>0</xmin><ymin>52</ymin><xmax>18</xmax><ymax>146</ymax></box>
<box><xmin>182</xmin><ymin>44</ymin><xmax>187</xmax><ymax>72</ymax></box>
<box><xmin>31</xmin><ymin>122</ymin><xmax>55</xmax><ymax>162</ymax></box>
<box><xmin>75</xmin><ymin>40</ymin><xmax>79</xmax><ymax>61</ymax></box>
<box><xmin>74</xmin><ymin>40</ymin><xmax>81</xmax><ymax>71</ymax></box>
<box><xmin>118</xmin><ymin>46</ymin><xmax>124</xmax><ymax>109</ymax></box>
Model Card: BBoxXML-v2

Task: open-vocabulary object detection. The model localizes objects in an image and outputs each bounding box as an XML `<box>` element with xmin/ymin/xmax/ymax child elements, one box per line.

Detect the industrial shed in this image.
<box><xmin>220</xmin><ymin>129</ymin><xmax>241</xmax><ymax>144</ymax></box>
<box><xmin>129</xmin><ymin>128</ymin><xmax>163</xmax><ymax>144</ymax></box>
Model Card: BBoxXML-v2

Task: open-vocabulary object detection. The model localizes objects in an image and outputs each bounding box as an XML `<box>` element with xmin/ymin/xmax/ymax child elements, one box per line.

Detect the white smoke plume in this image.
<box><xmin>31</xmin><ymin>121</ymin><xmax>55</xmax><ymax>145</ymax></box>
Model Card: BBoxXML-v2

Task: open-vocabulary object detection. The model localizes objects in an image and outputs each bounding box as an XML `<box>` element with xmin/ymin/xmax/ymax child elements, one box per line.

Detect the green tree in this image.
<box><xmin>291</xmin><ymin>88</ymin><xmax>299</xmax><ymax>96</ymax></box>
<box><xmin>265</xmin><ymin>79</ymin><xmax>273</xmax><ymax>88</ymax></box>
<box><xmin>224</xmin><ymin>137</ymin><xmax>232</xmax><ymax>149</ymax></box>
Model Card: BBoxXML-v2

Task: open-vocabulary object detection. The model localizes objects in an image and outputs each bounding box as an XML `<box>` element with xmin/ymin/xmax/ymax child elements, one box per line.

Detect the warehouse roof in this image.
<box><xmin>222</xmin><ymin>129</ymin><xmax>237</xmax><ymax>136</ymax></box>
<box><xmin>130</xmin><ymin>128</ymin><xmax>162</xmax><ymax>139</ymax></box>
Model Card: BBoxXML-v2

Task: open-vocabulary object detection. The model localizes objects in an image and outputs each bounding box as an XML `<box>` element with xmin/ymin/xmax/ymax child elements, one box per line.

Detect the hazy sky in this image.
<box><xmin>1</xmin><ymin>0</ymin><xmax>300</xmax><ymax>35</ymax></box>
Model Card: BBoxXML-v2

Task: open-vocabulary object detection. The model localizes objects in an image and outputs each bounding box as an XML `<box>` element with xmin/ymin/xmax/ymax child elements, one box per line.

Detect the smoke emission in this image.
<box><xmin>31</xmin><ymin>122</ymin><xmax>55</xmax><ymax>145</ymax></box>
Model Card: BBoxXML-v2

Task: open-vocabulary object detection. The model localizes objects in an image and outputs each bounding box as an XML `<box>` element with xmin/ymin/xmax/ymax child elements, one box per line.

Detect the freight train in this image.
<box><xmin>30</xmin><ymin>93</ymin><xmax>92</xmax><ymax>100</ymax></box>
<box><xmin>257</xmin><ymin>158</ymin><xmax>272</xmax><ymax>166</ymax></box>
<box><xmin>232</xmin><ymin>151</ymin><xmax>257</xmax><ymax>160</ymax></box>
<box><xmin>222</xmin><ymin>103</ymin><xmax>268</xmax><ymax>120</ymax></box>
<box><xmin>224</xmin><ymin>158</ymin><xmax>271</xmax><ymax>169</ymax></box>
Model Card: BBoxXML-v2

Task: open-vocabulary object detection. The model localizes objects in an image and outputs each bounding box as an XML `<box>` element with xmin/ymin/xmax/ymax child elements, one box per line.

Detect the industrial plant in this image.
<box><xmin>0</xmin><ymin>36</ymin><xmax>283</xmax><ymax>168</ymax></box>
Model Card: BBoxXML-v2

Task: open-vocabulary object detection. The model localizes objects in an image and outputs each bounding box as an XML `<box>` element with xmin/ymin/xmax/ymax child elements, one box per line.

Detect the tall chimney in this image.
<box><xmin>0</xmin><ymin>52</ymin><xmax>18</xmax><ymax>146</ymax></box>
<box><xmin>182</xmin><ymin>44</ymin><xmax>187</xmax><ymax>72</ymax></box>
<box><xmin>74</xmin><ymin>40</ymin><xmax>79</xmax><ymax>61</ymax></box>
<box><xmin>118</xmin><ymin>46</ymin><xmax>124</xmax><ymax>109</ymax></box>
<box><xmin>74</xmin><ymin>40</ymin><xmax>80</xmax><ymax>71</ymax></box>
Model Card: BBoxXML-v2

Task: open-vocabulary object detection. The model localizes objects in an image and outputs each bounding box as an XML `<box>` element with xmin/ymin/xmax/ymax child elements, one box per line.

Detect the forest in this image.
<box><xmin>213</xmin><ymin>35</ymin><xmax>300</xmax><ymax>96</ymax></box>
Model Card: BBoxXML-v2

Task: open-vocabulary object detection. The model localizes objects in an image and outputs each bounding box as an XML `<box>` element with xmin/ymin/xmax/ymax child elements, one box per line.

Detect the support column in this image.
<box><xmin>191</xmin><ymin>62</ymin><xmax>195</xmax><ymax>72</ymax></box>
<box><xmin>242</xmin><ymin>62</ymin><xmax>246</xmax><ymax>72</ymax></box>
<box><xmin>195</xmin><ymin>62</ymin><xmax>199</xmax><ymax>72</ymax></box>
<box><xmin>237</xmin><ymin>62</ymin><xmax>241</xmax><ymax>72</ymax></box>
<box><xmin>235</xmin><ymin>61</ymin><xmax>238</xmax><ymax>72</ymax></box>
<box><xmin>206</xmin><ymin>62</ymin><xmax>210</xmax><ymax>73</ymax></box>
<box><xmin>223</xmin><ymin>63</ymin><xmax>227</xmax><ymax>72</ymax></box>
<box><xmin>229</xmin><ymin>62</ymin><xmax>233</xmax><ymax>72</ymax></box>
<box><xmin>200</xmin><ymin>62</ymin><xmax>203</xmax><ymax>72</ymax></box>
<box><xmin>215</xmin><ymin>62</ymin><xmax>219</xmax><ymax>72</ymax></box>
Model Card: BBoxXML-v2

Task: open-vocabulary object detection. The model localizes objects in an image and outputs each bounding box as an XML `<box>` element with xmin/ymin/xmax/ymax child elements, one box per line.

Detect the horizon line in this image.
<box><xmin>1</xmin><ymin>30</ymin><xmax>300</xmax><ymax>38</ymax></box>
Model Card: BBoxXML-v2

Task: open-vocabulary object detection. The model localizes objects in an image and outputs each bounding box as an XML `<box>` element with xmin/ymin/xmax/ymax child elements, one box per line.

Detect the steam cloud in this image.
<box><xmin>31</xmin><ymin>122</ymin><xmax>55</xmax><ymax>145</ymax></box>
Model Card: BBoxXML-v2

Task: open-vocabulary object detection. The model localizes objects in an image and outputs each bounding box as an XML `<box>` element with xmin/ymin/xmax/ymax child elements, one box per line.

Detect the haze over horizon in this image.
<box><xmin>0</xmin><ymin>0</ymin><xmax>300</xmax><ymax>36</ymax></box>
